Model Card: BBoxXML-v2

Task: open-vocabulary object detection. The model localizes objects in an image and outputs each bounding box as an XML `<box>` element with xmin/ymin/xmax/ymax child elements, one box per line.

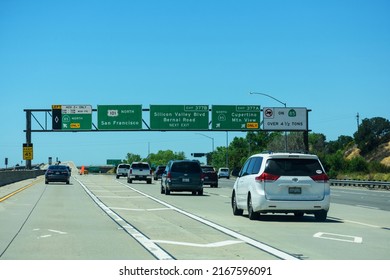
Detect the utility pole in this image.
<box><xmin>356</xmin><ymin>113</ymin><xmax>360</xmax><ymax>132</ymax></box>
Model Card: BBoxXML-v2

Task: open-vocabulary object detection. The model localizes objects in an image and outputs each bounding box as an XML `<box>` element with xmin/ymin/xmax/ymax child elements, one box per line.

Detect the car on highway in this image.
<box><xmin>161</xmin><ymin>160</ymin><xmax>204</xmax><ymax>195</ymax></box>
<box><xmin>127</xmin><ymin>162</ymin><xmax>152</xmax><ymax>184</ymax></box>
<box><xmin>116</xmin><ymin>163</ymin><xmax>130</xmax><ymax>179</ymax></box>
<box><xmin>201</xmin><ymin>165</ymin><xmax>218</xmax><ymax>188</ymax></box>
<box><xmin>231</xmin><ymin>152</ymin><xmax>330</xmax><ymax>221</ymax></box>
<box><xmin>153</xmin><ymin>165</ymin><xmax>166</xmax><ymax>180</ymax></box>
<box><xmin>217</xmin><ymin>167</ymin><xmax>230</xmax><ymax>179</ymax></box>
<box><xmin>45</xmin><ymin>165</ymin><xmax>71</xmax><ymax>184</ymax></box>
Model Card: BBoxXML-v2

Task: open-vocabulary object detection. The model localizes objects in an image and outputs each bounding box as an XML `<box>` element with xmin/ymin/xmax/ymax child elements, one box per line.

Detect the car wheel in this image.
<box><xmin>116</xmin><ymin>175</ymin><xmax>119</xmax><ymax>179</ymax></box>
<box><xmin>314</xmin><ymin>210</ymin><xmax>327</xmax><ymax>222</ymax></box>
<box><xmin>147</xmin><ymin>179</ymin><xmax>152</xmax><ymax>184</ymax></box>
<box><xmin>165</xmin><ymin>187</ymin><xmax>170</xmax><ymax>195</ymax></box>
<box><xmin>128</xmin><ymin>179</ymin><xmax>132</xmax><ymax>184</ymax></box>
<box><xmin>198</xmin><ymin>189</ymin><xmax>203</xmax><ymax>196</ymax></box>
<box><xmin>66</xmin><ymin>180</ymin><xmax>70</xmax><ymax>184</ymax></box>
<box><xmin>232</xmin><ymin>192</ymin><xmax>243</xmax><ymax>216</ymax></box>
<box><xmin>45</xmin><ymin>180</ymin><xmax>48</xmax><ymax>184</ymax></box>
<box><xmin>247</xmin><ymin>194</ymin><xmax>259</xmax><ymax>220</ymax></box>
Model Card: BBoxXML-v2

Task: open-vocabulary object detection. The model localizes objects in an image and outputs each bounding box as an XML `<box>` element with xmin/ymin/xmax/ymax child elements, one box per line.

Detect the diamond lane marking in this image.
<box><xmin>313</xmin><ymin>232</ymin><xmax>363</xmax><ymax>243</ymax></box>
<box><xmin>152</xmin><ymin>240</ymin><xmax>244</xmax><ymax>248</ymax></box>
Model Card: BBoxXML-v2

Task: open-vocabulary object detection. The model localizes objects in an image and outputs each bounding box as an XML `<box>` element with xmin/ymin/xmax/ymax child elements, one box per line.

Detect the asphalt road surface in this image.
<box><xmin>0</xmin><ymin>173</ymin><xmax>389</xmax><ymax>260</ymax></box>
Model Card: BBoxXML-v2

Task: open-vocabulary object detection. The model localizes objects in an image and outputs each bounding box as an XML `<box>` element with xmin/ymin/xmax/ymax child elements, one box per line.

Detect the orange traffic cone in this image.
<box><xmin>80</xmin><ymin>165</ymin><xmax>85</xmax><ymax>175</ymax></box>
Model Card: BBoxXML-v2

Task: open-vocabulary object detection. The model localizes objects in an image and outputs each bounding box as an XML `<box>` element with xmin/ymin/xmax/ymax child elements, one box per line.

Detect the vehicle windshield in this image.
<box><xmin>172</xmin><ymin>162</ymin><xmax>201</xmax><ymax>173</ymax></box>
<box><xmin>118</xmin><ymin>164</ymin><xmax>130</xmax><ymax>169</ymax></box>
<box><xmin>265</xmin><ymin>159</ymin><xmax>324</xmax><ymax>176</ymax></box>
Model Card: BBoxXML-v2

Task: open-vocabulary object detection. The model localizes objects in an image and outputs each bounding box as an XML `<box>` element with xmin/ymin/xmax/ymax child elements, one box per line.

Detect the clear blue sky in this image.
<box><xmin>1</xmin><ymin>0</ymin><xmax>389</xmax><ymax>167</ymax></box>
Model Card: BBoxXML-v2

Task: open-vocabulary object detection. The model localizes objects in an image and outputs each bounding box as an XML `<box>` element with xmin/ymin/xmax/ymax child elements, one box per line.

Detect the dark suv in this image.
<box><xmin>161</xmin><ymin>160</ymin><xmax>204</xmax><ymax>195</ymax></box>
<box><xmin>201</xmin><ymin>165</ymin><xmax>218</xmax><ymax>188</ymax></box>
<box><xmin>153</xmin><ymin>165</ymin><xmax>166</xmax><ymax>180</ymax></box>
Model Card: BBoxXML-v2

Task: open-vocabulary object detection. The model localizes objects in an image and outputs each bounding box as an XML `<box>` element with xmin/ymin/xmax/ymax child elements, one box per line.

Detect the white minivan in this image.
<box><xmin>231</xmin><ymin>152</ymin><xmax>330</xmax><ymax>221</ymax></box>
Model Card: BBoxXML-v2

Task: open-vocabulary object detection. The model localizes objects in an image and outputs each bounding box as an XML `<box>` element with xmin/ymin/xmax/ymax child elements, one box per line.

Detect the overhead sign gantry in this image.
<box><xmin>23</xmin><ymin>104</ymin><xmax>310</xmax><ymax>169</ymax></box>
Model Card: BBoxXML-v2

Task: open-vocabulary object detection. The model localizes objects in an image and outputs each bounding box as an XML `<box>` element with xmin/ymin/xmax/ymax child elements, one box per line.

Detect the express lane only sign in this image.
<box><xmin>52</xmin><ymin>105</ymin><xmax>92</xmax><ymax>130</ymax></box>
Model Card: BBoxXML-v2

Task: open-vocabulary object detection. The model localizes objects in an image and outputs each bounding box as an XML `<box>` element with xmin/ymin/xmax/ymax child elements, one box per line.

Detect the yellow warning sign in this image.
<box><xmin>23</xmin><ymin>144</ymin><xmax>33</xmax><ymax>160</ymax></box>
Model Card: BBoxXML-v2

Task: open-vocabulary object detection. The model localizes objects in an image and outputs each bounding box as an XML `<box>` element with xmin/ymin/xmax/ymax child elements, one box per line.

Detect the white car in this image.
<box><xmin>217</xmin><ymin>167</ymin><xmax>230</xmax><ymax>179</ymax></box>
<box><xmin>231</xmin><ymin>152</ymin><xmax>330</xmax><ymax>221</ymax></box>
<box><xmin>116</xmin><ymin>163</ymin><xmax>130</xmax><ymax>179</ymax></box>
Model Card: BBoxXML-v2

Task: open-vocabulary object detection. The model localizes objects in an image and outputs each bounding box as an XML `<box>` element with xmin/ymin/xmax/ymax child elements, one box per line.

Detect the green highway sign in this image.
<box><xmin>97</xmin><ymin>105</ymin><xmax>142</xmax><ymax>130</ymax></box>
<box><xmin>59</xmin><ymin>105</ymin><xmax>92</xmax><ymax>130</ymax></box>
<box><xmin>212</xmin><ymin>105</ymin><xmax>261</xmax><ymax>130</ymax></box>
<box><xmin>150</xmin><ymin>105</ymin><xmax>209</xmax><ymax>130</ymax></box>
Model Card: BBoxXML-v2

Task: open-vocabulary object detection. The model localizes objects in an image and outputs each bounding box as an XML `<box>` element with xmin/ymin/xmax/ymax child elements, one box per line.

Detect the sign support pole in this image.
<box><xmin>25</xmin><ymin>110</ymin><xmax>32</xmax><ymax>170</ymax></box>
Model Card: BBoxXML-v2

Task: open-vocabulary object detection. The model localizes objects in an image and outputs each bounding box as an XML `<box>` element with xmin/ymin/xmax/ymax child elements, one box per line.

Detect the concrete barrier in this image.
<box><xmin>0</xmin><ymin>170</ymin><xmax>46</xmax><ymax>187</ymax></box>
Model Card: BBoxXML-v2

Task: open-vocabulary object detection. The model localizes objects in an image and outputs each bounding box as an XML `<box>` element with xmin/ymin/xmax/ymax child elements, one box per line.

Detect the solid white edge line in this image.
<box><xmin>117</xmin><ymin>180</ymin><xmax>300</xmax><ymax>260</ymax></box>
<box><xmin>74</xmin><ymin>177</ymin><xmax>174</xmax><ymax>260</ymax></box>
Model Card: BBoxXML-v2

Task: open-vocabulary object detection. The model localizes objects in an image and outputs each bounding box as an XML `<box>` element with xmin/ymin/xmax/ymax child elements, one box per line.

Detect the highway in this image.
<box><xmin>0</xmin><ymin>173</ymin><xmax>389</xmax><ymax>260</ymax></box>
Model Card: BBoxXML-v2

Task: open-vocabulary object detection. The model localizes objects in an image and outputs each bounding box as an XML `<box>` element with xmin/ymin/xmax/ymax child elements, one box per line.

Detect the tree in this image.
<box><xmin>229</xmin><ymin>136</ymin><xmax>250</xmax><ymax>169</ymax></box>
<box><xmin>354</xmin><ymin>117</ymin><xmax>390</xmax><ymax>155</ymax></box>
<box><xmin>326</xmin><ymin>135</ymin><xmax>354</xmax><ymax>154</ymax></box>
<box><xmin>147</xmin><ymin>150</ymin><xmax>185</xmax><ymax>167</ymax></box>
<box><xmin>125</xmin><ymin>153</ymin><xmax>141</xmax><ymax>164</ymax></box>
<box><xmin>246</xmin><ymin>131</ymin><xmax>272</xmax><ymax>154</ymax></box>
<box><xmin>309</xmin><ymin>133</ymin><xmax>326</xmax><ymax>154</ymax></box>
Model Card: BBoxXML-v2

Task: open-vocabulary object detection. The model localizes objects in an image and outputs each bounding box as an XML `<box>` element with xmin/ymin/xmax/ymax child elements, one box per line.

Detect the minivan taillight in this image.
<box><xmin>255</xmin><ymin>172</ymin><xmax>280</xmax><ymax>182</ymax></box>
<box><xmin>167</xmin><ymin>172</ymin><xmax>172</xmax><ymax>179</ymax></box>
<box><xmin>310</xmin><ymin>173</ymin><xmax>329</xmax><ymax>182</ymax></box>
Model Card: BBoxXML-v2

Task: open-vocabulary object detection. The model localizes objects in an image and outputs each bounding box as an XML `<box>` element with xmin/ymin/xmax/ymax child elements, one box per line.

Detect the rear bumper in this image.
<box><xmin>129</xmin><ymin>175</ymin><xmax>152</xmax><ymax>180</ymax></box>
<box><xmin>167</xmin><ymin>183</ymin><xmax>203</xmax><ymax>192</ymax></box>
<box><xmin>252</xmin><ymin>194</ymin><xmax>330</xmax><ymax>213</ymax></box>
<box><xmin>45</xmin><ymin>175</ymin><xmax>70</xmax><ymax>182</ymax></box>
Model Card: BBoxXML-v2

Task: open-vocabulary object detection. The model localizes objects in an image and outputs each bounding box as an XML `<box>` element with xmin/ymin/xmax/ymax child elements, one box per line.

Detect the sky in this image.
<box><xmin>1</xmin><ymin>0</ymin><xmax>389</xmax><ymax>168</ymax></box>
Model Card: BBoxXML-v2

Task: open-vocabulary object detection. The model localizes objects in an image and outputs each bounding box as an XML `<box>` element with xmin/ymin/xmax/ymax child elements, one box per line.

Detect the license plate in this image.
<box><xmin>182</xmin><ymin>178</ymin><xmax>190</xmax><ymax>182</ymax></box>
<box><xmin>289</xmin><ymin>187</ymin><xmax>301</xmax><ymax>194</ymax></box>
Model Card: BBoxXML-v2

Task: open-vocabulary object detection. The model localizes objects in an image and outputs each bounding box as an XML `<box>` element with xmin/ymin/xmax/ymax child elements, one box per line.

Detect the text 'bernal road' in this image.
<box><xmin>150</xmin><ymin>105</ymin><xmax>209</xmax><ymax>130</ymax></box>
<box><xmin>97</xmin><ymin>105</ymin><xmax>142</xmax><ymax>130</ymax></box>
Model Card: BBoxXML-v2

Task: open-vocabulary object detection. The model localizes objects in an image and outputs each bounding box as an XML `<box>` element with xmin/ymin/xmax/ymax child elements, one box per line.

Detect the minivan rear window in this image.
<box><xmin>265</xmin><ymin>159</ymin><xmax>324</xmax><ymax>176</ymax></box>
<box><xmin>171</xmin><ymin>162</ymin><xmax>201</xmax><ymax>173</ymax></box>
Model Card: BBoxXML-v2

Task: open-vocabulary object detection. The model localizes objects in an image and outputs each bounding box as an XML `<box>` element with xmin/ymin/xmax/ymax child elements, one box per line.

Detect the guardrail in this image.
<box><xmin>330</xmin><ymin>179</ymin><xmax>390</xmax><ymax>190</ymax></box>
<box><xmin>0</xmin><ymin>170</ymin><xmax>46</xmax><ymax>187</ymax></box>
